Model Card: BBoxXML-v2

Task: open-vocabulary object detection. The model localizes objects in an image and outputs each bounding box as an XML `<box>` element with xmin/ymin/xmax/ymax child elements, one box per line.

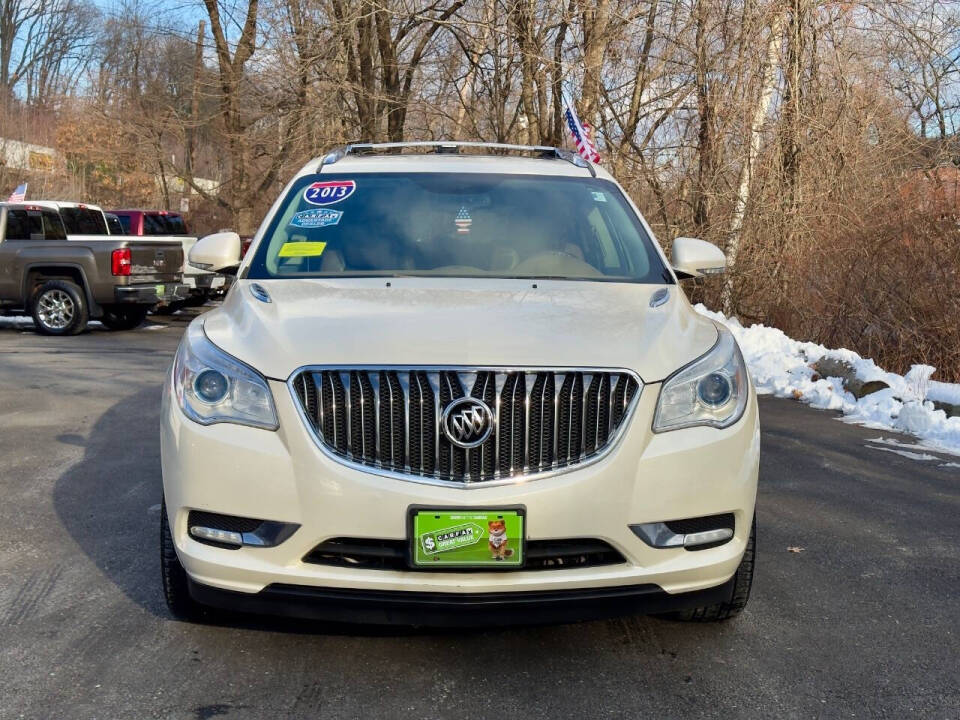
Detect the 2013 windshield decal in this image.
<box><xmin>303</xmin><ymin>180</ymin><xmax>356</xmax><ymax>206</ymax></box>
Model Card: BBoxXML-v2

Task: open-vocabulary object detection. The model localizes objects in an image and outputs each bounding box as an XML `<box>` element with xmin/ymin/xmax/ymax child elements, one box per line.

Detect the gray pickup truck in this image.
<box><xmin>0</xmin><ymin>203</ymin><xmax>186</xmax><ymax>335</ymax></box>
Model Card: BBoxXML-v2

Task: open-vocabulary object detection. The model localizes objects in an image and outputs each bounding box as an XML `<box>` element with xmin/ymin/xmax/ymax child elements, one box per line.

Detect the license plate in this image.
<box><xmin>411</xmin><ymin>509</ymin><xmax>524</xmax><ymax>567</ymax></box>
<box><xmin>210</xmin><ymin>276</ymin><xmax>225</xmax><ymax>288</ymax></box>
<box><xmin>155</xmin><ymin>284</ymin><xmax>166</xmax><ymax>298</ymax></box>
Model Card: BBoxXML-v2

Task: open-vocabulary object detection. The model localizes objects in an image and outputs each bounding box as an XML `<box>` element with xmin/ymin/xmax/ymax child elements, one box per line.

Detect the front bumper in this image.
<box><xmin>115</xmin><ymin>282</ymin><xmax>190</xmax><ymax>305</ymax></box>
<box><xmin>161</xmin><ymin>375</ymin><xmax>760</xmax><ymax>618</ymax></box>
<box><xmin>188</xmin><ymin>575</ymin><xmax>737</xmax><ymax>627</ymax></box>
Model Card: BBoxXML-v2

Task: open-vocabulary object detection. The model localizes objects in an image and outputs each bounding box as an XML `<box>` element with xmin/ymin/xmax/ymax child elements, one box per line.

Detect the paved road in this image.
<box><xmin>0</xmin><ymin>312</ymin><xmax>958</xmax><ymax>719</ymax></box>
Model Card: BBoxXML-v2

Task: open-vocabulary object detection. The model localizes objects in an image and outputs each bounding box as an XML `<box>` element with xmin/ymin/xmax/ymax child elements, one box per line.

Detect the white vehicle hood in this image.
<box><xmin>202</xmin><ymin>278</ymin><xmax>718</xmax><ymax>383</ymax></box>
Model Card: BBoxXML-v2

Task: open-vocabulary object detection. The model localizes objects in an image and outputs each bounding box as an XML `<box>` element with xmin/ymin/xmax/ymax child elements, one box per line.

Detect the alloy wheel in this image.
<box><xmin>36</xmin><ymin>289</ymin><xmax>75</xmax><ymax>330</ymax></box>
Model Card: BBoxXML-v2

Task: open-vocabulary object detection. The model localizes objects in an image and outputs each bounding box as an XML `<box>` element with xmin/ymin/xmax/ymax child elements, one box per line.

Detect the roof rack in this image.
<box><xmin>318</xmin><ymin>141</ymin><xmax>596</xmax><ymax>177</ymax></box>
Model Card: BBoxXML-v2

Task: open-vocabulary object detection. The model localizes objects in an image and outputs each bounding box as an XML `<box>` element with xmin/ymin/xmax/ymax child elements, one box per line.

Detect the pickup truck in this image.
<box><xmin>0</xmin><ymin>202</ymin><xmax>187</xmax><ymax>335</ymax></box>
<box><xmin>109</xmin><ymin>209</ymin><xmax>225</xmax><ymax>309</ymax></box>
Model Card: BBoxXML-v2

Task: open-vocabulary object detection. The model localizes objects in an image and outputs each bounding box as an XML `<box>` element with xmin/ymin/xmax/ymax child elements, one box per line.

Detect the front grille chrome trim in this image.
<box><xmin>286</xmin><ymin>365</ymin><xmax>643</xmax><ymax>489</ymax></box>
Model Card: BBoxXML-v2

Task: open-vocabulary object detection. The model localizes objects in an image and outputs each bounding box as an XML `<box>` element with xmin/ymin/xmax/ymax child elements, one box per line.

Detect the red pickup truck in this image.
<box><xmin>110</xmin><ymin>210</ymin><xmax>190</xmax><ymax>236</ymax></box>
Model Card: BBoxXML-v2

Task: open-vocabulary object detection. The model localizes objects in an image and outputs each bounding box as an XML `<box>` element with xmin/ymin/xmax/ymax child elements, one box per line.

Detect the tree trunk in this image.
<box><xmin>721</xmin><ymin>7</ymin><xmax>787</xmax><ymax>316</ymax></box>
<box><xmin>772</xmin><ymin>0</ymin><xmax>806</xmax><ymax>302</ymax></box>
<box><xmin>692</xmin><ymin>0</ymin><xmax>714</xmax><ymax>236</ymax></box>
<box><xmin>578</xmin><ymin>0</ymin><xmax>610</xmax><ymax>129</ymax></box>
<box><xmin>510</xmin><ymin>0</ymin><xmax>540</xmax><ymax>144</ymax></box>
<box><xmin>454</xmin><ymin>0</ymin><xmax>492</xmax><ymax>138</ymax></box>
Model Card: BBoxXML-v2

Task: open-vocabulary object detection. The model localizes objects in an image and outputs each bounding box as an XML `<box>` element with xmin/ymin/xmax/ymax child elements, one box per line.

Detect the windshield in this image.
<box><xmin>247</xmin><ymin>173</ymin><xmax>669</xmax><ymax>283</ymax></box>
<box><xmin>60</xmin><ymin>207</ymin><xmax>108</xmax><ymax>235</ymax></box>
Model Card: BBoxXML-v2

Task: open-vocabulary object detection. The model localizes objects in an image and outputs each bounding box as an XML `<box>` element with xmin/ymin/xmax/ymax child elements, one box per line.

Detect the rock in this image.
<box><xmin>932</xmin><ymin>400</ymin><xmax>960</xmax><ymax>418</ymax></box>
<box><xmin>855</xmin><ymin>380</ymin><xmax>891</xmax><ymax>398</ymax></box>
<box><xmin>812</xmin><ymin>357</ymin><xmax>854</xmax><ymax>380</ymax></box>
<box><xmin>811</xmin><ymin>358</ymin><xmax>889</xmax><ymax>399</ymax></box>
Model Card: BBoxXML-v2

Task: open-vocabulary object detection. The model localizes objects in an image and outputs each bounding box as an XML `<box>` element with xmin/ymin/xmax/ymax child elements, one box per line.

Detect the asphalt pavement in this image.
<box><xmin>0</xmin><ymin>309</ymin><xmax>957</xmax><ymax>719</ymax></box>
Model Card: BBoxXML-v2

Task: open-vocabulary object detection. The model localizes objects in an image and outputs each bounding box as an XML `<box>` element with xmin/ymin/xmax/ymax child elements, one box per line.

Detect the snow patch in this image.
<box><xmin>695</xmin><ymin>304</ymin><xmax>960</xmax><ymax>457</ymax></box>
<box><xmin>929</xmin><ymin>380</ymin><xmax>960</xmax><ymax>405</ymax></box>
<box><xmin>867</xmin><ymin>446</ymin><xmax>939</xmax><ymax>462</ymax></box>
<box><xmin>0</xmin><ymin>316</ymin><xmax>36</xmax><ymax>327</ymax></box>
<box><xmin>867</xmin><ymin>436</ymin><xmax>960</xmax><ymax>458</ymax></box>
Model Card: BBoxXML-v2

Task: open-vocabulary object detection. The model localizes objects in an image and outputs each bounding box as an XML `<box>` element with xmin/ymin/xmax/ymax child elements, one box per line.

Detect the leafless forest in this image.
<box><xmin>1</xmin><ymin>0</ymin><xmax>958</xmax><ymax>379</ymax></box>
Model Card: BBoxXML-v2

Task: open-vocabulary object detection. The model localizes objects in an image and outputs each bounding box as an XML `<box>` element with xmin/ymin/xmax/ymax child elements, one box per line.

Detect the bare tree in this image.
<box><xmin>0</xmin><ymin>0</ymin><xmax>98</xmax><ymax>106</ymax></box>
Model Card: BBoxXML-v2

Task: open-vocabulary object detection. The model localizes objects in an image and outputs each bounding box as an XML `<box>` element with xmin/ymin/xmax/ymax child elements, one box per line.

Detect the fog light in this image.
<box><xmin>683</xmin><ymin>528</ymin><xmax>734</xmax><ymax>547</ymax></box>
<box><xmin>190</xmin><ymin>525</ymin><xmax>242</xmax><ymax>547</ymax></box>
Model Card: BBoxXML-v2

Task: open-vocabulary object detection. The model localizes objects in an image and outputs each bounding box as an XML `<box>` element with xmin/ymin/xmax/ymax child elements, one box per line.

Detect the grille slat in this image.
<box><xmin>304</xmin><ymin>537</ymin><xmax>626</xmax><ymax>571</ymax></box>
<box><xmin>293</xmin><ymin>367</ymin><xmax>640</xmax><ymax>484</ymax></box>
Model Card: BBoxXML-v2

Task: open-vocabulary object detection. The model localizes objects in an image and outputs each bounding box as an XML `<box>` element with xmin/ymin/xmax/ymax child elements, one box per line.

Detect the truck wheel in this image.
<box><xmin>31</xmin><ymin>279</ymin><xmax>88</xmax><ymax>336</ymax></box>
<box><xmin>100</xmin><ymin>306</ymin><xmax>149</xmax><ymax>331</ymax></box>
<box><xmin>152</xmin><ymin>300</ymin><xmax>186</xmax><ymax>316</ymax></box>
<box><xmin>182</xmin><ymin>292</ymin><xmax>209</xmax><ymax>308</ymax></box>
<box><xmin>160</xmin><ymin>497</ymin><xmax>202</xmax><ymax>621</ymax></box>
<box><xmin>658</xmin><ymin>515</ymin><xmax>756</xmax><ymax>622</ymax></box>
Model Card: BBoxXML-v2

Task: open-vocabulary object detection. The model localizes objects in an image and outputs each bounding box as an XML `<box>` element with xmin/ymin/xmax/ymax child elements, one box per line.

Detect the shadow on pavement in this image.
<box><xmin>53</xmin><ymin>386</ymin><xmax>168</xmax><ymax>617</ymax></box>
<box><xmin>51</xmin><ymin>386</ymin><xmax>548</xmax><ymax>637</ymax></box>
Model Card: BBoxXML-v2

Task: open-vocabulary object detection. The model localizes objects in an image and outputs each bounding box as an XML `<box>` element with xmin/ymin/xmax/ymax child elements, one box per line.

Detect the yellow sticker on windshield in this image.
<box><xmin>278</xmin><ymin>241</ymin><xmax>326</xmax><ymax>257</ymax></box>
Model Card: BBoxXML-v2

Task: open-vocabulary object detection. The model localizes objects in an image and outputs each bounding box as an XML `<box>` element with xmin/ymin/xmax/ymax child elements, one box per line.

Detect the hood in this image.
<box><xmin>202</xmin><ymin>278</ymin><xmax>718</xmax><ymax>383</ymax></box>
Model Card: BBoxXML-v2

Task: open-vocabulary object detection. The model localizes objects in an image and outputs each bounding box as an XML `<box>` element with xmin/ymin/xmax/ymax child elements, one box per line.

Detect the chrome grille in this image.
<box><xmin>290</xmin><ymin>367</ymin><xmax>641</xmax><ymax>485</ymax></box>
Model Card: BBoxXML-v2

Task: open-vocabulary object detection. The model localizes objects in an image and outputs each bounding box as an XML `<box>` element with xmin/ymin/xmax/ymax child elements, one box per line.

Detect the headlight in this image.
<box><xmin>172</xmin><ymin>322</ymin><xmax>278</xmax><ymax>430</ymax></box>
<box><xmin>653</xmin><ymin>324</ymin><xmax>748</xmax><ymax>432</ymax></box>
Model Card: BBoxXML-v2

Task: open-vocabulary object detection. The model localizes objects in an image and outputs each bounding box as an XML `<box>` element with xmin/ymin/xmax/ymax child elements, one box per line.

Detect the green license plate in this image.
<box><xmin>411</xmin><ymin>509</ymin><xmax>524</xmax><ymax>568</ymax></box>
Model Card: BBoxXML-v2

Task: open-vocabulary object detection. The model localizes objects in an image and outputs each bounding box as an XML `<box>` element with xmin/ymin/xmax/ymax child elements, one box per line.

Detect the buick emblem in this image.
<box><xmin>441</xmin><ymin>397</ymin><xmax>494</xmax><ymax>449</ymax></box>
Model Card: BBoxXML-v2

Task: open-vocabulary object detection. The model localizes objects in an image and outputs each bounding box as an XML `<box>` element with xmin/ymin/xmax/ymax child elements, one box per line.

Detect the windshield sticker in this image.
<box><xmin>303</xmin><ymin>179</ymin><xmax>356</xmax><ymax>206</ymax></box>
<box><xmin>455</xmin><ymin>206</ymin><xmax>472</xmax><ymax>234</ymax></box>
<box><xmin>278</xmin><ymin>241</ymin><xmax>327</xmax><ymax>258</ymax></box>
<box><xmin>290</xmin><ymin>208</ymin><xmax>342</xmax><ymax>229</ymax></box>
<box><xmin>591</xmin><ymin>191</ymin><xmax>607</xmax><ymax>202</ymax></box>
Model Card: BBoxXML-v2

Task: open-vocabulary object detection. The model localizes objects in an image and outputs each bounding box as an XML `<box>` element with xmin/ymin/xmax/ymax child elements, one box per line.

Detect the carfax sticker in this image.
<box><xmin>420</xmin><ymin>522</ymin><xmax>483</xmax><ymax>555</ymax></box>
<box><xmin>303</xmin><ymin>179</ymin><xmax>356</xmax><ymax>206</ymax></box>
<box><xmin>278</xmin><ymin>241</ymin><xmax>327</xmax><ymax>257</ymax></box>
<box><xmin>290</xmin><ymin>208</ymin><xmax>342</xmax><ymax>228</ymax></box>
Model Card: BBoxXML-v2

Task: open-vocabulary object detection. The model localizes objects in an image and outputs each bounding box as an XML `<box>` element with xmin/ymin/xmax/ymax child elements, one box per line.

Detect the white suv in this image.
<box><xmin>160</xmin><ymin>142</ymin><xmax>759</xmax><ymax>626</ymax></box>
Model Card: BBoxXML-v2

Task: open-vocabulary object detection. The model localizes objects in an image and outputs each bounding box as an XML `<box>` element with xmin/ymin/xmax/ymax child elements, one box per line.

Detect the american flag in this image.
<box><xmin>455</xmin><ymin>206</ymin><xmax>472</xmax><ymax>234</ymax></box>
<box><xmin>564</xmin><ymin>103</ymin><xmax>601</xmax><ymax>163</ymax></box>
<box><xmin>7</xmin><ymin>183</ymin><xmax>27</xmax><ymax>202</ymax></box>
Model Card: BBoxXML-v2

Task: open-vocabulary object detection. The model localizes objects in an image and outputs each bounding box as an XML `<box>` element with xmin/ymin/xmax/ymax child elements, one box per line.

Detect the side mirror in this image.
<box><xmin>189</xmin><ymin>231</ymin><xmax>241</xmax><ymax>274</ymax></box>
<box><xmin>671</xmin><ymin>237</ymin><xmax>726</xmax><ymax>279</ymax></box>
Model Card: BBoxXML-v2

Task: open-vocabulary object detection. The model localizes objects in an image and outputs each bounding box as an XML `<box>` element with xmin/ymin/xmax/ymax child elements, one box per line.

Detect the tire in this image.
<box><xmin>100</xmin><ymin>305</ymin><xmax>149</xmax><ymax>331</ymax></box>
<box><xmin>152</xmin><ymin>300</ymin><xmax>186</xmax><ymax>316</ymax></box>
<box><xmin>160</xmin><ymin>498</ymin><xmax>203</xmax><ymax>621</ymax></box>
<box><xmin>182</xmin><ymin>292</ymin><xmax>209</xmax><ymax>308</ymax></box>
<box><xmin>30</xmin><ymin>279</ymin><xmax>88</xmax><ymax>336</ymax></box>
<box><xmin>660</xmin><ymin>515</ymin><xmax>756</xmax><ymax>622</ymax></box>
